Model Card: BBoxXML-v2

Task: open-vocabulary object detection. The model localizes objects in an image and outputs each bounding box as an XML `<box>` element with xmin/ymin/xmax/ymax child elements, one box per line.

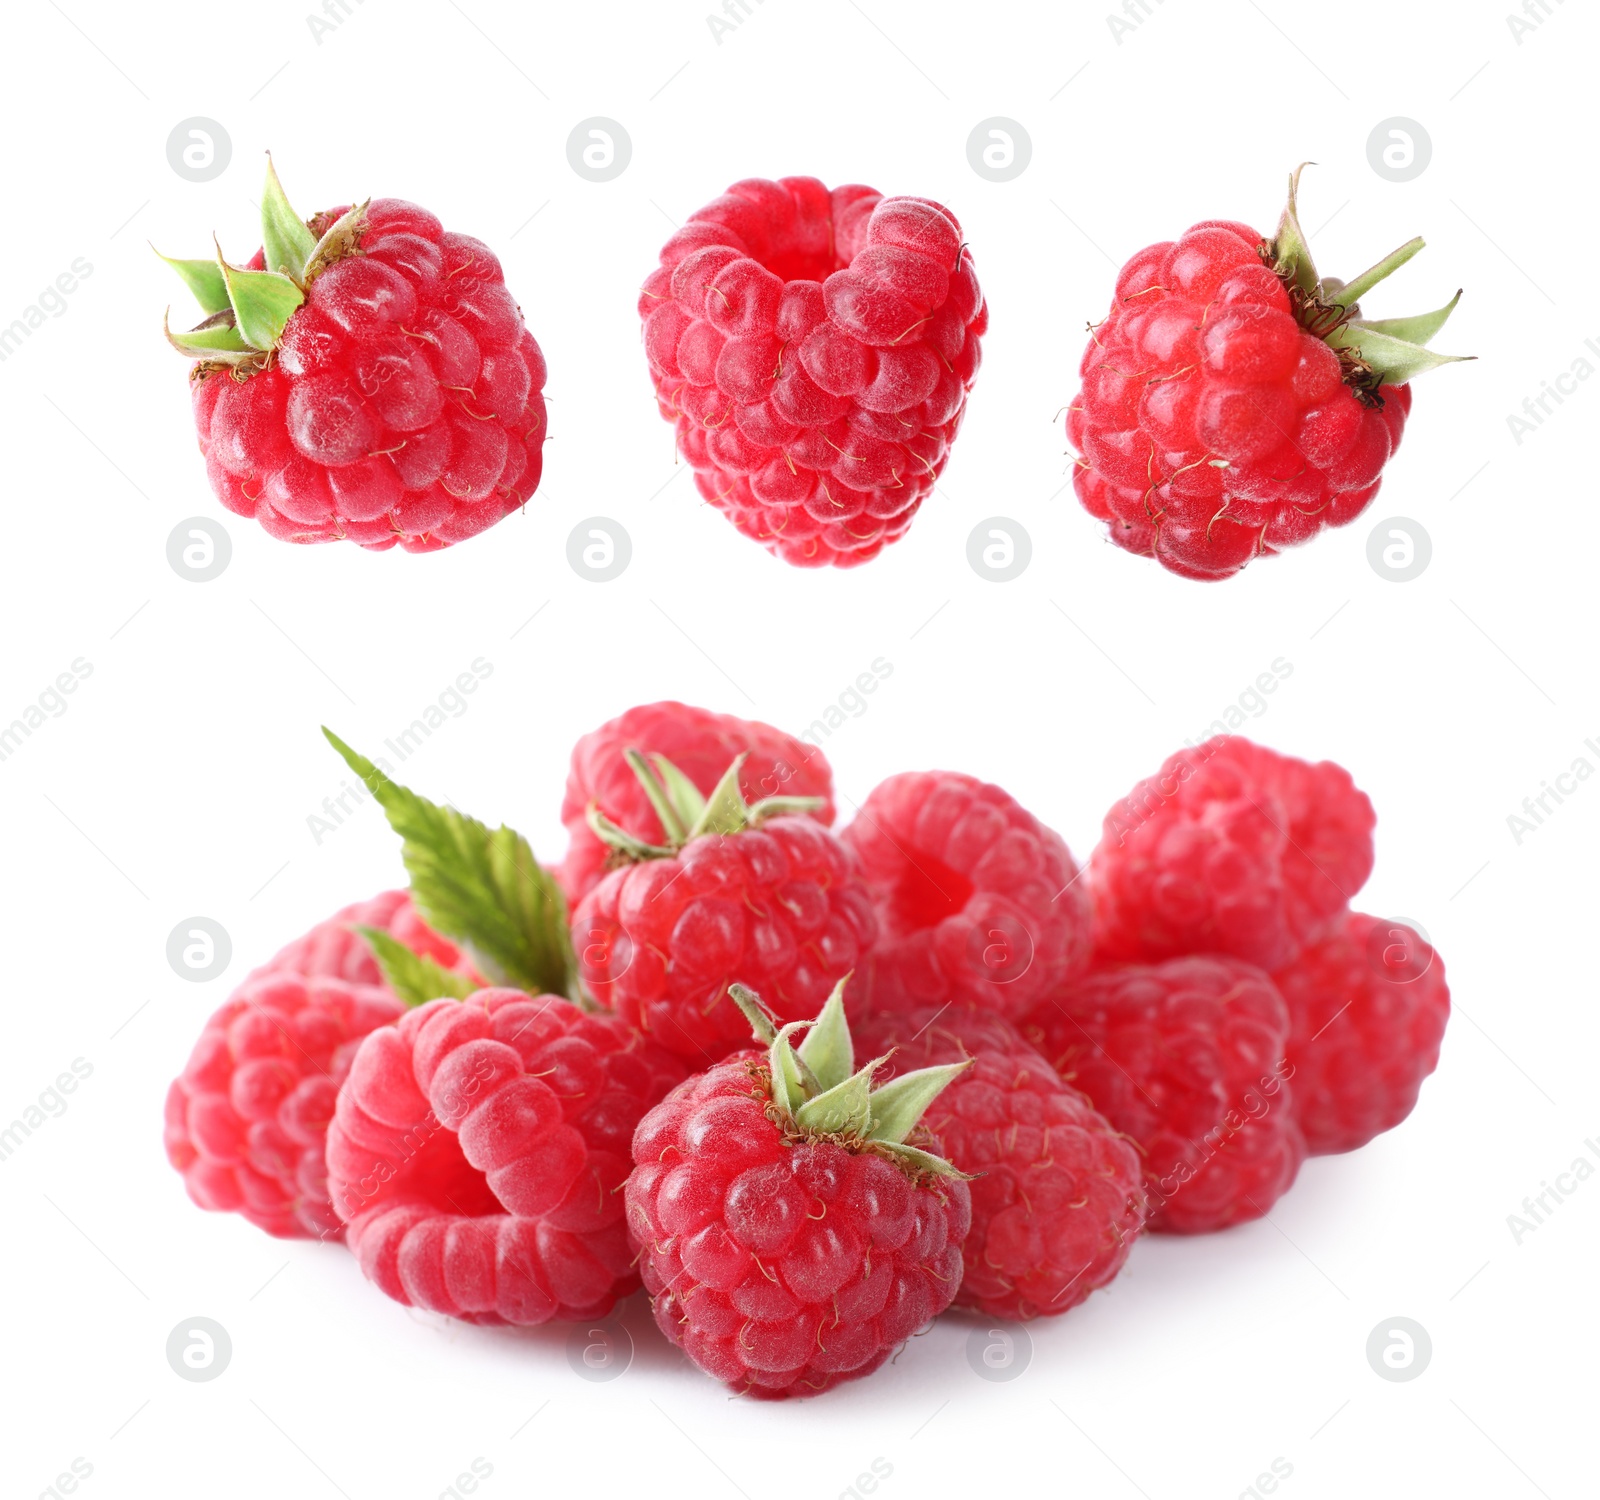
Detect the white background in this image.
<box><xmin>2</xmin><ymin>1</ymin><xmax>1595</xmax><ymax>1496</ymax></box>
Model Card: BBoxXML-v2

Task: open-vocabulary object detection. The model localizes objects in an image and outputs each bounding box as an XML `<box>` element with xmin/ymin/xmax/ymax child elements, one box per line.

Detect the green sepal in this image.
<box><xmin>592</xmin><ymin>751</ymin><xmax>826</xmax><ymax>864</ymax></box>
<box><xmin>584</xmin><ymin>803</ymin><xmax>672</xmax><ymax>862</ymax></box>
<box><xmin>1346</xmin><ymin>289</ymin><xmax>1462</xmax><ymax>348</ymax></box>
<box><xmin>156</xmin><ymin>251</ymin><xmax>231</xmax><ymax>317</ymax></box>
<box><xmin>796</xmin><ymin>976</ymin><xmax>853</xmax><ymax>1092</ymax></box>
<box><xmin>767</xmin><ymin>1022</ymin><xmax>811</xmax><ymax>1117</ymax></box>
<box><xmin>624</xmin><ymin>749</ymin><xmax>689</xmax><ymax>844</ymax></box>
<box><xmin>1268</xmin><ymin>162</ymin><xmax>1319</xmax><ymax>296</ymax></box>
<box><xmin>304</xmin><ymin>199</ymin><xmax>370</xmax><ymax>284</ymax></box>
<box><xmin>749</xmin><ymin>793</ymin><xmax>826</xmax><ymax>820</ymax></box>
<box><xmin>1323</xmin><ymin>236</ymin><xmax>1424</xmax><ymax>312</ymax></box>
<box><xmin>793</xmin><ymin>1058</ymin><xmax>878</xmax><ymax>1136</ymax></box>
<box><xmin>688</xmin><ymin>755</ymin><xmax>752</xmax><ymax>839</ymax></box>
<box><xmin>1265</xmin><ymin>164</ymin><xmax>1470</xmax><ymax>391</ymax></box>
<box><xmin>866</xmin><ymin>1059</ymin><xmax>972</xmax><ymax>1145</ymax></box>
<box><xmin>218</xmin><ymin>249</ymin><xmax>303</xmax><ymax>350</ymax></box>
<box><xmin>649</xmin><ymin>754</ymin><xmax>707</xmax><ymax>829</ymax></box>
<box><xmin>322</xmin><ymin>728</ymin><xmax>579</xmax><ymax>1003</ymax></box>
<box><xmin>163</xmin><ymin>308</ymin><xmax>254</xmax><ymax>363</ymax></box>
<box><xmin>876</xmin><ymin>1139</ymin><xmax>974</xmax><ymax>1181</ymax></box>
<box><xmin>260</xmin><ymin>154</ymin><xmax>317</xmax><ymax>284</ymax></box>
<box><xmin>728</xmin><ymin>982</ymin><xmax>779</xmax><ymax>1044</ymax></box>
<box><xmin>1325</xmin><ymin>322</ymin><xmax>1475</xmax><ymax>385</ymax></box>
<box><xmin>355</xmin><ymin>925</ymin><xmax>476</xmax><ymax>1007</ymax></box>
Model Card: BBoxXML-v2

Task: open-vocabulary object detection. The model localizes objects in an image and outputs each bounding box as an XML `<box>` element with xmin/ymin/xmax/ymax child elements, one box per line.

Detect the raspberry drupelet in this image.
<box><xmin>1024</xmin><ymin>957</ymin><xmax>1304</xmax><ymax>1234</ymax></box>
<box><xmin>1090</xmin><ymin>736</ymin><xmax>1375</xmax><ymax>973</ymax></box>
<box><xmin>574</xmin><ymin>751</ymin><xmax>876</xmax><ymax>1065</ymax></box>
<box><xmin>327</xmin><ymin>988</ymin><xmax>686</xmax><ymax>1325</ymax></box>
<box><xmin>164</xmin><ymin>158</ymin><xmax>547</xmax><ymax>551</ymax></box>
<box><xmin>639</xmin><ymin>177</ymin><xmax>985</xmax><ymax>566</ymax></box>
<box><xmin>857</xmin><ymin>1006</ymin><xmax>1144</xmax><ymax>1319</ymax></box>
<box><xmin>841</xmin><ymin>770</ymin><xmax>1093</xmax><ymax>1021</ymax></box>
<box><xmin>1068</xmin><ymin>167</ymin><xmax>1467</xmax><ymax>578</ymax></box>
<box><xmin>558</xmin><ymin>701</ymin><xmax>834</xmax><ymax>907</ymax></box>
<box><xmin>1272</xmin><ymin>911</ymin><xmax>1450</xmax><ymax>1155</ymax></box>
<box><xmin>626</xmin><ymin>982</ymin><xmax>972</xmax><ymax>1397</ymax></box>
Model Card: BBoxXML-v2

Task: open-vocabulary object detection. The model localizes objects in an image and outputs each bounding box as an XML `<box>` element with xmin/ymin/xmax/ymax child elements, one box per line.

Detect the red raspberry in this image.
<box><xmin>574</xmin><ymin>757</ymin><xmax>876</xmax><ymax>1064</ymax></box>
<box><xmin>167</xmin><ymin>161</ymin><xmax>547</xmax><ymax>552</ymax></box>
<box><xmin>1272</xmin><ymin>912</ymin><xmax>1450</xmax><ymax>1155</ymax></box>
<box><xmin>327</xmin><ymin>988</ymin><xmax>686</xmax><ymax>1325</ymax></box>
<box><xmin>165</xmin><ymin>971</ymin><xmax>403</xmax><ymax>1240</ymax></box>
<box><xmin>626</xmin><ymin>985</ymin><xmax>972</xmax><ymax>1397</ymax></box>
<box><xmin>1068</xmin><ymin>171</ymin><xmax>1465</xmax><ymax>578</ymax></box>
<box><xmin>164</xmin><ymin>889</ymin><xmax>468</xmax><ymax>1239</ymax></box>
<box><xmin>259</xmin><ymin>887</ymin><xmax>472</xmax><ymax>985</ymax></box>
<box><xmin>1091</xmin><ymin>737</ymin><xmax>1375</xmax><ymax>972</ymax></box>
<box><xmin>639</xmin><ymin>177</ymin><xmax>985</xmax><ymax>567</ymax></box>
<box><xmin>857</xmin><ymin>1007</ymin><xmax>1144</xmax><ymax>1320</ymax></box>
<box><xmin>1023</xmin><ymin>957</ymin><xmax>1304</xmax><ymax>1234</ymax></box>
<box><xmin>841</xmin><ymin>771</ymin><xmax>1092</xmax><ymax>1021</ymax></box>
<box><xmin>558</xmin><ymin>701</ymin><xmax>834</xmax><ymax>906</ymax></box>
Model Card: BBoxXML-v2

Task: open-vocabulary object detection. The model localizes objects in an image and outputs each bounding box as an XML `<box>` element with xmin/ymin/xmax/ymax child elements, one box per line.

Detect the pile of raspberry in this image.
<box><xmin>165</xmin><ymin>706</ymin><xmax>1448</xmax><ymax>1399</ymax></box>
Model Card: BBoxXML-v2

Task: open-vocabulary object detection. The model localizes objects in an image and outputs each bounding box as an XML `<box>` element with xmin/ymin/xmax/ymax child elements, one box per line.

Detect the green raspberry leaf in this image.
<box><xmin>259</xmin><ymin>154</ymin><xmax>317</xmax><ymax>285</ymax></box>
<box><xmin>322</xmin><ymin>728</ymin><xmax>577</xmax><ymax>1001</ymax></box>
<box><xmin>354</xmin><ymin>925</ymin><xmax>476</xmax><ymax>1008</ymax></box>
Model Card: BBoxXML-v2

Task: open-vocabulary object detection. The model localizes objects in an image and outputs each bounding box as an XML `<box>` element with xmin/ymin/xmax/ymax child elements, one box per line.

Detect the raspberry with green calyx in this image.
<box><xmin>161</xmin><ymin>156</ymin><xmax>547</xmax><ymax>551</ymax></box>
<box><xmin>573</xmin><ymin>749</ymin><xmax>878</xmax><ymax>1063</ymax></box>
<box><xmin>1068</xmin><ymin>165</ymin><xmax>1471</xmax><ymax>579</ymax></box>
<box><xmin>625</xmin><ymin>978</ymin><xmax>974</xmax><ymax>1397</ymax></box>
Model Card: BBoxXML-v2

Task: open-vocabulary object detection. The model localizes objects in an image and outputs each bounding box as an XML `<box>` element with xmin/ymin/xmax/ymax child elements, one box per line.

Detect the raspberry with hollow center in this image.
<box><xmin>639</xmin><ymin>177</ymin><xmax>986</xmax><ymax>567</ymax></box>
<box><xmin>1091</xmin><ymin>736</ymin><xmax>1375</xmax><ymax>973</ymax></box>
<box><xmin>164</xmin><ymin>159</ymin><xmax>547</xmax><ymax>551</ymax></box>
<box><xmin>625</xmin><ymin>982</ymin><xmax>972</xmax><ymax>1397</ymax></box>
<box><xmin>326</xmin><ymin>988</ymin><xmax>686</xmax><ymax>1325</ymax></box>
<box><xmin>558</xmin><ymin>701</ymin><xmax>834</xmax><ymax>907</ymax></box>
<box><xmin>1068</xmin><ymin>169</ymin><xmax>1466</xmax><ymax>579</ymax></box>
<box><xmin>1272</xmin><ymin>911</ymin><xmax>1450</xmax><ymax>1155</ymax></box>
<box><xmin>841</xmin><ymin>770</ymin><xmax>1092</xmax><ymax>1021</ymax></box>
<box><xmin>1023</xmin><ymin>956</ymin><xmax>1304</xmax><ymax>1234</ymax></box>
<box><xmin>856</xmin><ymin>1006</ymin><xmax>1144</xmax><ymax>1320</ymax></box>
